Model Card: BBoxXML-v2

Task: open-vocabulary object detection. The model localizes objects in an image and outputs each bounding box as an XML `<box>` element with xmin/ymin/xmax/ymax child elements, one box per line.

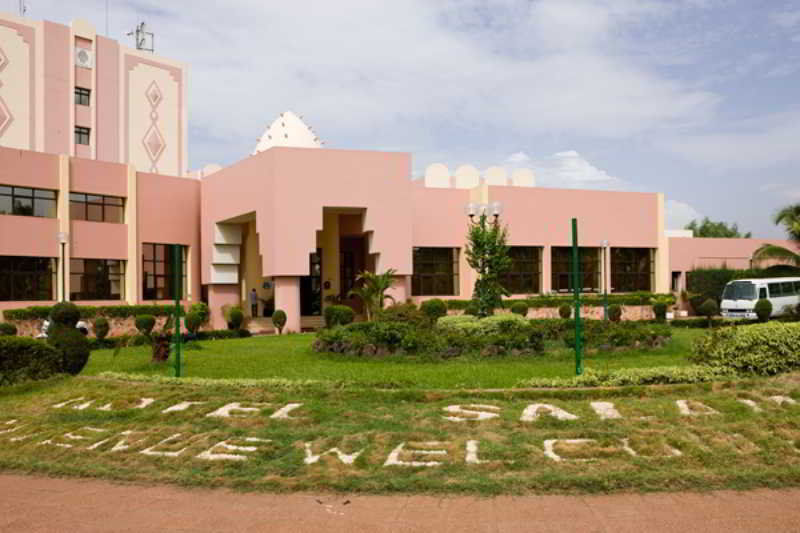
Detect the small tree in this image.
<box><xmin>93</xmin><ymin>317</ymin><xmax>109</xmax><ymax>340</ymax></box>
<box><xmin>608</xmin><ymin>304</ymin><xmax>622</xmax><ymax>322</ymax></box>
<box><xmin>754</xmin><ymin>299</ymin><xmax>772</xmax><ymax>322</ymax></box>
<box><xmin>465</xmin><ymin>213</ymin><xmax>512</xmax><ymax>317</ymax></box>
<box><xmin>134</xmin><ymin>315</ymin><xmax>156</xmax><ymax>336</ymax></box>
<box><xmin>349</xmin><ymin>269</ymin><xmax>397</xmax><ymax>321</ymax></box>
<box><xmin>558</xmin><ymin>304</ymin><xmax>572</xmax><ymax>319</ymax></box>
<box><xmin>420</xmin><ymin>299</ymin><xmax>448</xmax><ymax>323</ymax></box>
<box><xmin>698</xmin><ymin>298</ymin><xmax>719</xmax><ymax>328</ymax></box>
<box><xmin>510</xmin><ymin>301</ymin><xmax>529</xmax><ymax>317</ymax></box>
<box><xmin>272</xmin><ymin>310</ymin><xmax>287</xmax><ymax>334</ymax></box>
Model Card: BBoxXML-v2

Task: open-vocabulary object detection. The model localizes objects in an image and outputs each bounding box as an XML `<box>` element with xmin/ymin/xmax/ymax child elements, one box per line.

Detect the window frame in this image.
<box><xmin>551</xmin><ymin>247</ymin><xmax>601</xmax><ymax>293</ymax></box>
<box><xmin>0</xmin><ymin>256</ymin><xmax>57</xmax><ymax>301</ymax></box>
<box><xmin>501</xmin><ymin>246</ymin><xmax>542</xmax><ymax>295</ymax></box>
<box><xmin>74</xmin><ymin>87</ymin><xmax>91</xmax><ymax>106</ymax></box>
<box><xmin>0</xmin><ymin>185</ymin><xmax>57</xmax><ymax>218</ymax></box>
<box><xmin>70</xmin><ymin>258</ymin><xmax>125</xmax><ymax>301</ymax></box>
<box><xmin>142</xmin><ymin>243</ymin><xmax>187</xmax><ymax>301</ymax></box>
<box><xmin>411</xmin><ymin>247</ymin><xmax>460</xmax><ymax>296</ymax></box>
<box><xmin>69</xmin><ymin>192</ymin><xmax>124</xmax><ymax>223</ymax></box>
<box><xmin>610</xmin><ymin>247</ymin><xmax>654</xmax><ymax>293</ymax></box>
<box><xmin>74</xmin><ymin>126</ymin><xmax>91</xmax><ymax>145</ymax></box>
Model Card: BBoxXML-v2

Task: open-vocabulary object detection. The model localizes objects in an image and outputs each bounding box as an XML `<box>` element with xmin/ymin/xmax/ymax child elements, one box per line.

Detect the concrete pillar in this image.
<box><xmin>541</xmin><ymin>246</ymin><xmax>552</xmax><ymax>294</ymax></box>
<box><xmin>57</xmin><ymin>155</ymin><xmax>70</xmax><ymax>301</ymax></box>
<box><xmin>208</xmin><ymin>284</ymin><xmax>240</xmax><ymax>330</ymax></box>
<box><xmin>602</xmin><ymin>245</ymin><xmax>611</xmax><ymax>294</ymax></box>
<box><xmin>387</xmin><ymin>275</ymin><xmax>410</xmax><ymax>306</ymax></box>
<box><xmin>274</xmin><ymin>276</ymin><xmax>301</xmax><ymax>333</ymax></box>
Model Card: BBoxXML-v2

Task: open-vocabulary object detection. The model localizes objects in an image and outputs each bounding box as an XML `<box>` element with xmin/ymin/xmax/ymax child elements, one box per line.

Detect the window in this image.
<box><xmin>502</xmin><ymin>246</ymin><xmax>541</xmax><ymax>294</ymax></box>
<box><xmin>70</xmin><ymin>193</ymin><xmax>124</xmax><ymax>223</ymax></box>
<box><xmin>412</xmin><ymin>247</ymin><xmax>459</xmax><ymax>296</ymax></box>
<box><xmin>142</xmin><ymin>244</ymin><xmax>186</xmax><ymax>300</ymax></box>
<box><xmin>671</xmin><ymin>271</ymin><xmax>682</xmax><ymax>292</ymax></box>
<box><xmin>551</xmin><ymin>247</ymin><xmax>601</xmax><ymax>293</ymax></box>
<box><xmin>74</xmin><ymin>87</ymin><xmax>91</xmax><ymax>106</ymax></box>
<box><xmin>0</xmin><ymin>256</ymin><xmax>57</xmax><ymax>301</ymax></box>
<box><xmin>75</xmin><ymin>126</ymin><xmax>90</xmax><ymax>145</ymax></box>
<box><xmin>759</xmin><ymin>287</ymin><xmax>767</xmax><ymax>299</ymax></box>
<box><xmin>70</xmin><ymin>259</ymin><xmax>124</xmax><ymax>301</ymax></box>
<box><xmin>610</xmin><ymin>248</ymin><xmax>654</xmax><ymax>292</ymax></box>
<box><xmin>0</xmin><ymin>185</ymin><xmax>57</xmax><ymax>218</ymax></box>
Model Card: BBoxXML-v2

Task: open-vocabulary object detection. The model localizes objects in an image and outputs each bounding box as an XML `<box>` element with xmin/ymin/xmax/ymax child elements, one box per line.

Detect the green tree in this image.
<box><xmin>349</xmin><ymin>269</ymin><xmax>397</xmax><ymax>321</ymax></box>
<box><xmin>685</xmin><ymin>217</ymin><xmax>751</xmax><ymax>238</ymax></box>
<box><xmin>752</xmin><ymin>204</ymin><xmax>800</xmax><ymax>266</ymax></box>
<box><xmin>465</xmin><ymin>213</ymin><xmax>512</xmax><ymax>317</ymax></box>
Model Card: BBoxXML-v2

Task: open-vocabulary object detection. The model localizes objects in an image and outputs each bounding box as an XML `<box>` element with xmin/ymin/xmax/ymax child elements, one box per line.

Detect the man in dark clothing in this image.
<box><xmin>249</xmin><ymin>288</ymin><xmax>258</xmax><ymax>317</ymax></box>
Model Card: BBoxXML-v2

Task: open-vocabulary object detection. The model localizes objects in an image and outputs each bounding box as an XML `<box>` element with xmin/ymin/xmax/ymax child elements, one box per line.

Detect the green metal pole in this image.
<box><xmin>603</xmin><ymin>245</ymin><xmax>609</xmax><ymax>321</ymax></box>
<box><xmin>571</xmin><ymin>218</ymin><xmax>583</xmax><ymax>376</ymax></box>
<box><xmin>172</xmin><ymin>244</ymin><xmax>182</xmax><ymax>378</ymax></box>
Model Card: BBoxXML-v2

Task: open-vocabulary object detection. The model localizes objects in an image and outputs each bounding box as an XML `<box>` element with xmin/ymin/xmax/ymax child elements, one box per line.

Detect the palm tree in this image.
<box><xmin>752</xmin><ymin>204</ymin><xmax>800</xmax><ymax>266</ymax></box>
<box><xmin>348</xmin><ymin>269</ymin><xmax>397</xmax><ymax>320</ymax></box>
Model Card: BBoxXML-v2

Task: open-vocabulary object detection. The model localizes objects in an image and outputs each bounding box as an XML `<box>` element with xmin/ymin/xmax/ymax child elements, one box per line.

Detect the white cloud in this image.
<box><xmin>505</xmin><ymin>151</ymin><xmax>531</xmax><ymax>164</ymax></box>
<box><xmin>770</xmin><ymin>10</ymin><xmax>800</xmax><ymax>28</ymax></box>
<box><xmin>532</xmin><ymin>150</ymin><xmax>628</xmax><ymax>190</ymax></box>
<box><xmin>665</xmin><ymin>199</ymin><xmax>703</xmax><ymax>230</ymax></box>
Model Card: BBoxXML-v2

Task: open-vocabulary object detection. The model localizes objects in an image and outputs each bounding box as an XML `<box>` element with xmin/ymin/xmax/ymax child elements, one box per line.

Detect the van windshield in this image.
<box><xmin>722</xmin><ymin>281</ymin><xmax>756</xmax><ymax>301</ymax></box>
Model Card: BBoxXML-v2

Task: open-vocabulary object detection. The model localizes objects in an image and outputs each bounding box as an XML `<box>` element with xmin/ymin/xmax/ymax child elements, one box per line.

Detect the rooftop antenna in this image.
<box><xmin>126</xmin><ymin>21</ymin><xmax>154</xmax><ymax>52</ymax></box>
<box><xmin>18</xmin><ymin>0</ymin><xmax>27</xmax><ymax>16</ymax></box>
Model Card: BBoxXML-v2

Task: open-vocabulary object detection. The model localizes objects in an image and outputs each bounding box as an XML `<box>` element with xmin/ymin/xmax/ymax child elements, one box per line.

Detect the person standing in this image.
<box><xmin>249</xmin><ymin>288</ymin><xmax>258</xmax><ymax>317</ymax></box>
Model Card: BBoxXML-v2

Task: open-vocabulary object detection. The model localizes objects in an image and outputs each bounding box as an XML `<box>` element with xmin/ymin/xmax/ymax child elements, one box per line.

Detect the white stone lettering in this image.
<box><xmin>384</xmin><ymin>442</ymin><xmax>448</xmax><ymax>467</ymax></box>
<box><xmin>770</xmin><ymin>396</ymin><xmax>797</xmax><ymax>406</ymax></box>
<box><xmin>619</xmin><ymin>438</ymin><xmax>682</xmax><ymax>458</ymax></box>
<box><xmin>0</xmin><ymin>420</ymin><xmax>21</xmax><ymax>435</ymax></box>
<box><xmin>676</xmin><ymin>400</ymin><xmax>719</xmax><ymax>416</ymax></box>
<box><xmin>303</xmin><ymin>443</ymin><xmax>363</xmax><ymax>465</ymax></box>
<box><xmin>39</xmin><ymin>427</ymin><xmax>106</xmax><ymax>449</ymax></box>
<box><xmin>590</xmin><ymin>401</ymin><xmax>622</xmax><ymax>420</ymax></box>
<box><xmin>135</xmin><ymin>398</ymin><xmax>156</xmax><ymax>409</ymax></box>
<box><xmin>270</xmin><ymin>403</ymin><xmax>303</xmax><ymax>420</ymax></box>
<box><xmin>162</xmin><ymin>401</ymin><xmax>206</xmax><ymax>414</ymax></box>
<box><xmin>97</xmin><ymin>403</ymin><xmax>113</xmax><ymax>411</ymax></box>
<box><xmin>196</xmin><ymin>438</ymin><xmax>272</xmax><ymax>461</ymax></box>
<box><xmin>520</xmin><ymin>404</ymin><xmax>579</xmax><ymax>422</ymax></box>
<box><xmin>73</xmin><ymin>400</ymin><xmax>95</xmax><ymax>411</ymax></box>
<box><xmin>140</xmin><ymin>434</ymin><xmax>190</xmax><ymax>457</ymax></box>
<box><xmin>543</xmin><ymin>439</ymin><xmax>596</xmax><ymax>462</ymax></box>
<box><xmin>51</xmin><ymin>397</ymin><xmax>85</xmax><ymax>408</ymax></box>
<box><xmin>737</xmin><ymin>399</ymin><xmax>763</xmax><ymax>413</ymax></box>
<box><xmin>465</xmin><ymin>440</ymin><xmax>487</xmax><ymax>464</ymax></box>
<box><xmin>442</xmin><ymin>404</ymin><xmax>500</xmax><ymax>422</ymax></box>
<box><xmin>205</xmin><ymin>402</ymin><xmax>267</xmax><ymax>418</ymax></box>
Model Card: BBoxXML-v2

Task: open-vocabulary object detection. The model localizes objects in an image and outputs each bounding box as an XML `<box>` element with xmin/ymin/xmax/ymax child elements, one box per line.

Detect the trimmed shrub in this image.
<box><xmin>420</xmin><ymin>299</ymin><xmax>448</xmax><ymax>323</ymax></box>
<box><xmin>558</xmin><ymin>304</ymin><xmax>572</xmax><ymax>319</ymax></box>
<box><xmin>93</xmin><ymin>317</ymin><xmax>109</xmax><ymax>340</ymax></box>
<box><xmin>189</xmin><ymin>302</ymin><xmax>210</xmax><ymax>324</ymax></box>
<box><xmin>134</xmin><ymin>314</ymin><xmax>156</xmax><ymax>335</ymax></box>
<box><xmin>755</xmin><ymin>299</ymin><xmax>772</xmax><ymax>323</ymax></box>
<box><xmin>0</xmin><ymin>337</ymin><xmax>62</xmax><ymax>385</ymax></box>
<box><xmin>464</xmin><ymin>301</ymin><xmax>480</xmax><ymax>316</ymax></box>
<box><xmin>510</xmin><ymin>301</ymin><xmax>529</xmax><ymax>316</ymax></box>
<box><xmin>237</xmin><ymin>328</ymin><xmax>252</xmax><ymax>338</ymax></box>
<box><xmin>195</xmin><ymin>329</ymin><xmax>239</xmax><ymax>340</ymax></box>
<box><xmin>185</xmin><ymin>311</ymin><xmax>204</xmax><ymax>334</ymax></box>
<box><xmin>324</xmin><ymin>305</ymin><xmax>355</xmax><ymax>328</ymax></box>
<box><xmin>608</xmin><ymin>304</ymin><xmax>622</xmax><ymax>322</ymax></box>
<box><xmin>47</xmin><ymin>325</ymin><xmax>90</xmax><ymax>376</ymax></box>
<box><xmin>376</xmin><ymin>303</ymin><xmax>426</xmax><ymax>327</ymax></box>
<box><xmin>652</xmin><ymin>302</ymin><xmax>667</xmax><ymax>322</ymax></box>
<box><xmin>691</xmin><ymin>322</ymin><xmax>800</xmax><ymax>375</ymax></box>
<box><xmin>272</xmin><ymin>310</ymin><xmax>287</xmax><ymax>334</ymax></box>
<box><xmin>228</xmin><ymin>307</ymin><xmax>244</xmax><ymax>330</ymax></box>
<box><xmin>50</xmin><ymin>302</ymin><xmax>80</xmax><ymax>328</ymax></box>
<box><xmin>516</xmin><ymin>365</ymin><xmax>737</xmax><ymax>388</ymax></box>
<box><xmin>698</xmin><ymin>298</ymin><xmax>719</xmax><ymax>327</ymax></box>
<box><xmin>529</xmin><ymin>318</ymin><xmax>571</xmax><ymax>340</ymax></box>
<box><xmin>562</xmin><ymin>320</ymin><xmax>671</xmax><ymax>350</ymax></box>
<box><xmin>437</xmin><ymin>315</ymin><xmax>481</xmax><ymax>335</ymax></box>
<box><xmin>3</xmin><ymin>304</ymin><xmax>175</xmax><ymax>321</ymax></box>
<box><xmin>0</xmin><ymin>322</ymin><xmax>18</xmax><ymax>336</ymax></box>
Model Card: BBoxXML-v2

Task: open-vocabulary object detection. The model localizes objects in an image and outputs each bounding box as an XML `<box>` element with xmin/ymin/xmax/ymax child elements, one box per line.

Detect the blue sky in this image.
<box><xmin>9</xmin><ymin>0</ymin><xmax>800</xmax><ymax>237</ymax></box>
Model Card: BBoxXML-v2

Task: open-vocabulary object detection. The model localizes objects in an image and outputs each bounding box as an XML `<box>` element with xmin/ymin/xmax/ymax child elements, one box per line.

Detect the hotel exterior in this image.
<box><xmin>0</xmin><ymin>12</ymin><xmax>793</xmax><ymax>332</ymax></box>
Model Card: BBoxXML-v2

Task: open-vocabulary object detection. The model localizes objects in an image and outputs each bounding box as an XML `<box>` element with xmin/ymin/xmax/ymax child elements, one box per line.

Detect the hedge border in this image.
<box><xmin>3</xmin><ymin>304</ymin><xmax>177</xmax><ymax>321</ymax></box>
<box><xmin>444</xmin><ymin>292</ymin><xmax>675</xmax><ymax>311</ymax></box>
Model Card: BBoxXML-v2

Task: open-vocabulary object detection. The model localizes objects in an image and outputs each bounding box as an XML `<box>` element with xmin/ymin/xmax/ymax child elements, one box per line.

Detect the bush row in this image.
<box><xmin>691</xmin><ymin>322</ymin><xmax>800</xmax><ymax>376</ymax></box>
<box><xmin>4</xmin><ymin>304</ymin><xmax>178</xmax><ymax>321</ymax></box>
<box><xmin>442</xmin><ymin>292</ymin><xmax>675</xmax><ymax>311</ymax></box>
<box><xmin>515</xmin><ymin>365</ymin><xmax>737</xmax><ymax>388</ymax></box>
<box><xmin>686</xmin><ymin>266</ymin><xmax>800</xmax><ymax>305</ymax></box>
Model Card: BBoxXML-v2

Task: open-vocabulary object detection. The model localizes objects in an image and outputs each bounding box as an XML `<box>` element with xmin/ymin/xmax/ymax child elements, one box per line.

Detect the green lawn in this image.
<box><xmin>82</xmin><ymin>329</ymin><xmax>702</xmax><ymax>389</ymax></box>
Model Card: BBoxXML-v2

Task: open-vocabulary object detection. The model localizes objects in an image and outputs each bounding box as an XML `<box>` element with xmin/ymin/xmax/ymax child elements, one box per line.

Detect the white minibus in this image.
<box><xmin>720</xmin><ymin>277</ymin><xmax>800</xmax><ymax>319</ymax></box>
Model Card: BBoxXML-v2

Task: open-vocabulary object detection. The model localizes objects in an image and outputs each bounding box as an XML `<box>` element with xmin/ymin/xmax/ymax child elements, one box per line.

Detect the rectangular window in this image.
<box><xmin>75</xmin><ymin>126</ymin><xmax>91</xmax><ymax>145</ymax></box>
<box><xmin>551</xmin><ymin>247</ymin><xmax>601</xmax><ymax>293</ymax></box>
<box><xmin>142</xmin><ymin>244</ymin><xmax>187</xmax><ymax>300</ymax></box>
<box><xmin>69</xmin><ymin>193</ymin><xmax>124</xmax><ymax>223</ymax></box>
<box><xmin>412</xmin><ymin>247</ymin><xmax>459</xmax><ymax>296</ymax></box>
<box><xmin>671</xmin><ymin>271</ymin><xmax>682</xmax><ymax>292</ymax></box>
<box><xmin>0</xmin><ymin>256</ymin><xmax>57</xmax><ymax>301</ymax></box>
<box><xmin>501</xmin><ymin>246</ymin><xmax>541</xmax><ymax>294</ymax></box>
<box><xmin>610</xmin><ymin>248</ymin><xmax>654</xmax><ymax>293</ymax></box>
<box><xmin>70</xmin><ymin>258</ymin><xmax>125</xmax><ymax>301</ymax></box>
<box><xmin>74</xmin><ymin>87</ymin><xmax>91</xmax><ymax>106</ymax></box>
<box><xmin>768</xmin><ymin>282</ymin><xmax>781</xmax><ymax>297</ymax></box>
<box><xmin>0</xmin><ymin>185</ymin><xmax>57</xmax><ymax>218</ymax></box>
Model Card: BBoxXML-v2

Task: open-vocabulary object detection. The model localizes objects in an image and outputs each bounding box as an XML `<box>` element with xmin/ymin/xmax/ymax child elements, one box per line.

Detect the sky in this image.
<box><xmin>8</xmin><ymin>0</ymin><xmax>800</xmax><ymax>237</ymax></box>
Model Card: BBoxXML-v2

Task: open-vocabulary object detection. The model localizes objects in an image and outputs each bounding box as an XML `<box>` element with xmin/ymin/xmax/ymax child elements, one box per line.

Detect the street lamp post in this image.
<box><xmin>465</xmin><ymin>201</ymin><xmax>502</xmax><ymax>224</ymax></box>
<box><xmin>601</xmin><ymin>239</ymin><xmax>609</xmax><ymax>320</ymax></box>
<box><xmin>57</xmin><ymin>232</ymin><xmax>68</xmax><ymax>301</ymax></box>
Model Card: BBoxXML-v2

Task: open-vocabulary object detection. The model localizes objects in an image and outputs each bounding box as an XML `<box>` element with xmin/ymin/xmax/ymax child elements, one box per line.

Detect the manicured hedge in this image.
<box><xmin>4</xmin><ymin>304</ymin><xmax>177</xmax><ymax>321</ymax></box>
<box><xmin>691</xmin><ymin>322</ymin><xmax>800</xmax><ymax>375</ymax></box>
<box><xmin>687</xmin><ymin>266</ymin><xmax>800</xmax><ymax>305</ymax></box>
<box><xmin>443</xmin><ymin>292</ymin><xmax>675</xmax><ymax>311</ymax></box>
<box><xmin>0</xmin><ymin>337</ymin><xmax>62</xmax><ymax>386</ymax></box>
<box><xmin>516</xmin><ymin>365</ymin><xmax>737</xmax><ymax>388</ymax></box>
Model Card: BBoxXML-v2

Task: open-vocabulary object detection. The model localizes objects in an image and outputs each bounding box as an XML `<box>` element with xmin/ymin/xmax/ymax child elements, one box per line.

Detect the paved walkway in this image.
<box><xmin>2</xmin><ymin>474</ymin><xmax>799</xmax><ymax>532</ymax></box>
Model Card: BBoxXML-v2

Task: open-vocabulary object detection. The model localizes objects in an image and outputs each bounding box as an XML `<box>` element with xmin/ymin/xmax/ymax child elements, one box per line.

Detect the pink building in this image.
<box><xmin>0</xmin><ymin>12</ymin><xmax>795</xmax><ymax>331</ymax></box>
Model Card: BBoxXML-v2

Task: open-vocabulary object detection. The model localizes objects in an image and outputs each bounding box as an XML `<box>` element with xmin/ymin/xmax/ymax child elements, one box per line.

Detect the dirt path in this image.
<box><xmin>2</xmin><ymin>473</ymin><xmax>799</xmax><ymax>532</ymax></box>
